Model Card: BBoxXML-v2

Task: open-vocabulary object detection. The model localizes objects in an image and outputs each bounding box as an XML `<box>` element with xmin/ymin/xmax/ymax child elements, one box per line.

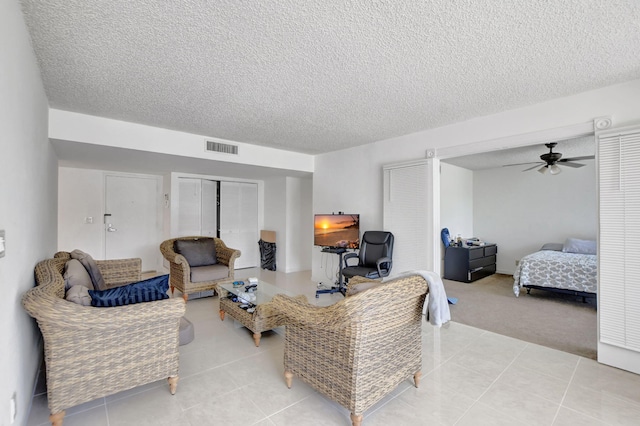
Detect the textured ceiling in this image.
<box><xmin>20</xmin><ymin>0</ymin><xmax>640</xmax><ymax>155</ymax></box>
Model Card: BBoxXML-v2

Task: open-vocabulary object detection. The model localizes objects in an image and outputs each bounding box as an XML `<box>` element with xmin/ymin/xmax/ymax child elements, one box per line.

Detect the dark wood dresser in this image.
<box><xmin>444</xmin><ymin>244</ymin><xmax>497</xmax><ymax>283</ymax></box>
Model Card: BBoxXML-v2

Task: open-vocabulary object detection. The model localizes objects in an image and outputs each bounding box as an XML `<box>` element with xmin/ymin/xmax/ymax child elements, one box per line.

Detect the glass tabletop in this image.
<box><xmin>219</xmin><ymin>280</ymin><xmax>294</xmax><ymax>305</ymax></box>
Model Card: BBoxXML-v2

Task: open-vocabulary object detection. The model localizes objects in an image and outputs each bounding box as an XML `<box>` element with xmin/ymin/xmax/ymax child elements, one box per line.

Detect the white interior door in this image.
<box><xmin>105</xmin><ymin>174</ymin><xmax>162</xmax><ymax>272</ymax></box>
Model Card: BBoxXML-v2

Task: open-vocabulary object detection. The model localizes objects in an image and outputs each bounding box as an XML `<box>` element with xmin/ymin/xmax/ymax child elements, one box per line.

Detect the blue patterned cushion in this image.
<box><xmin>89</xmin><ymin>275</ymin><xmax>169</xmax><ymax>307</ymax></box>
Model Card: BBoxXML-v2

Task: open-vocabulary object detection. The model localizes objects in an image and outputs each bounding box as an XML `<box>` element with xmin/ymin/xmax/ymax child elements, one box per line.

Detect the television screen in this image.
<box><xmin>314</xmin><ymin>214</ymin><xmax>360</xmax><ymax>249</ymax></box>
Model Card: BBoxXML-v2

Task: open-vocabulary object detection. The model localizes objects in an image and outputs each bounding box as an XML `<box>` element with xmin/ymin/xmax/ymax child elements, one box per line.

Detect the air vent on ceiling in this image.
<box><xmin>205</xmin><ymin>140</ymin><xmax>238</xmax><ymax>155</ymax></box>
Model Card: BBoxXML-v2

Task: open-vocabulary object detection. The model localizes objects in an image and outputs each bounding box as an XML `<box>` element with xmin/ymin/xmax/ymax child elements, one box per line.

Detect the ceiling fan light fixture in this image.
<box><xmin>549</xmin><ymin>164</ymin><xmax>562</xmax><ymax>175</ymax></box>
<box><xmin>537</xmin><ymin>165</ymin><xmax>548</xmax><ymax>174</ymax></box>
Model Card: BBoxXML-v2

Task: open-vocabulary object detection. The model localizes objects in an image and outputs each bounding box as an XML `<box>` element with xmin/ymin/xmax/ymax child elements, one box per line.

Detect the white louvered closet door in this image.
<box><xmin>383</xmin><ymin>160</ymin><xmax>430</xmax><ymax>275</ymax></box>
<box><xmin>599</xmin><ymin>127</ymin><xmax>640</xmax><ymax>351</ymax></box>
<box><xmin>177</xmin><ymin>178</ymin><xmax>218</xmax><ymax>237</ymax></box>
<box><xmin>178</xmin><ymin>178</ymin><xmax>203</xmax><ymax>236</ymax></box>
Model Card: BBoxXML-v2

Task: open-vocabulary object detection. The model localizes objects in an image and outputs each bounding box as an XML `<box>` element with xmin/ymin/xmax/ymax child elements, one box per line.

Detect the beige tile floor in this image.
<box><xmin>27</xmin><ymin>268</ymin><xmax>640</xmax><ymax>426</ymax></box>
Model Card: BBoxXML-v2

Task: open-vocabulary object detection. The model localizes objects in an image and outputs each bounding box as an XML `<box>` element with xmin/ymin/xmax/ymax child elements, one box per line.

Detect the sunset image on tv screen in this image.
<box><xmin>314</xmin><ymin>214</ymin><xmax>359</xmax><ymax>249</ymax></box>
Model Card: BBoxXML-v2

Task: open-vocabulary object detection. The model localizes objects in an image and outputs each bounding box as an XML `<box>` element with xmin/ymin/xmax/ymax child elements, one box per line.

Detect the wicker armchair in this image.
<box><xmin>22</xmin><ymin>252</ymin><xmax>185</xmax><ymax>426</ymax></box>
<box><xmin>160</xmin><ymin>236</ymin><xmax>241</xmax><ymax>301</ymax></box>
<box><xmin>270</xmin><ymin>274</ymin><xmax>428</xmax><ymax>426</ymax></box>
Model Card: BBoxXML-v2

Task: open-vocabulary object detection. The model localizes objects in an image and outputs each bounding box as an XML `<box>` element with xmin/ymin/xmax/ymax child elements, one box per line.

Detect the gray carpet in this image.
<box><xmin>443</xmin><ymin>273</ymin><xmax>597</xmax><ymax>359</ymax></box>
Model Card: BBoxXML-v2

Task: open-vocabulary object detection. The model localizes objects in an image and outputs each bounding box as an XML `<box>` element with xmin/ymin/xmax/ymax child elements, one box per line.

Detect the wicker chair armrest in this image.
<box><xmin>96</xmin><ymin>258</ymin><xmax>142</xmax><ymax>287</ymax></box>
<box><xmin>159</xmin><ymin>240</ymin><xmax>186</xmax><ymax>264</ymax></box>
<box><xmin>54</xmin><ymin>251</ymin><xmax>71</xmax><ymax>260</ymax></box>
<box><xmin>256</xmin><ymin>294</ymin><xmax>307</xmax><ymax>322</ymax></box>
<box><xmin>172</xmin><ymin>253</ymin><xmax>191</xmax><ymax>270</ymax></box>
<box><xmin>159</xmin><ymin>243</ymin><xmax>191</xmax><ymax>272</ymax></box>
<box><xmin>214</xmin><ymin>240</ymin><xmax>241</xmax><ymax>268</ymax></box>
<box><xmin>23</xmin><ymin>291</ymin><xmax>185</xmax><ymax>332</ymax></box>
<box><xmin>270</xmin><ymin>294</ymin><xmax>354</xmax><ymax>330</ymax></box>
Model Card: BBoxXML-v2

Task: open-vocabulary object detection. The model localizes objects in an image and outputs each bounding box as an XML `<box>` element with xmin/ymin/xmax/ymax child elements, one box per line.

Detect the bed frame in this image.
<box><xmin>524</xmin><ymin>285</ymin><xmax>596</xmax><ymax>303</ymax></box>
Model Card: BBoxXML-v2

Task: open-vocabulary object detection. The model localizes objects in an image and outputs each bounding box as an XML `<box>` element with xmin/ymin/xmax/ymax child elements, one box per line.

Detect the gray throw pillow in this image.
<box><xmin>63</xmin><ymin>259</ymin><xmax>94</xmax><ymax>291</ymax></box>
<box><xmin>174</xmin><ymin>238</ymin><xmax>217</xmax><ymax>267</ymax></box>
<box><xmin>70</xmin><ymin>249</ymin><xmax>107</xmax><ymax>290</ymax></box>
<box><xmin>540</xmin><ymin>243</ymin><xmax>563</xmax><ymax>251</ymax></box>
<box><xmin>65</xmin><ymin>284</ymin><xmax>92</xmax><ymax>306</ymax></box>
<box><xmin>562</xmin><ymin>238</ymin><xmax>597</xmax><ymax>255</ymax></box>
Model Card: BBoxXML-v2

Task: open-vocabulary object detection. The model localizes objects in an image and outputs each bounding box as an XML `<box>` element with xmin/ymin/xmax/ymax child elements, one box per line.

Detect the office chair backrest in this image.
<box><xmin>359</xmin><ymin>231</ymin><xmax>394</xmax><ymax>267</ymax></box>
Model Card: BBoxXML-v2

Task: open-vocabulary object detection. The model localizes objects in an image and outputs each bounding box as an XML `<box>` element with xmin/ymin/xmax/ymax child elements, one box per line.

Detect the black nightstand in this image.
<box><xmin>444</xmin><ymin>244</ymin><xmax>497</xmax><ymax>283</ymax></box>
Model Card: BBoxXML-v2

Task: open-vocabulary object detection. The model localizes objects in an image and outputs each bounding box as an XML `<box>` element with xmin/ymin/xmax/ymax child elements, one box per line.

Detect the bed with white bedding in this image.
<box><xmin>512</xmin><ymin>239</ymin><xmax>597</xmax><ymax>298</ymax></box>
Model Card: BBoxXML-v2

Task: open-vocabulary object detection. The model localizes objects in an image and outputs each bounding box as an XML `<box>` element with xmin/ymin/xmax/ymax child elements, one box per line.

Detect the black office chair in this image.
<box><xmin>342</xmin><ymin>231</ymin><xmax>394</xmax><ymax>282</ymax></box>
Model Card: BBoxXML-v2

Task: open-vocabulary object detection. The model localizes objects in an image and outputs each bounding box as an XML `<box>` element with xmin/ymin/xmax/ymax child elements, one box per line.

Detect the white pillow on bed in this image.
<box><xmin>562</xmin><ymin>238</ymin><xmax>596</xmax><ymax>254</ymax></box>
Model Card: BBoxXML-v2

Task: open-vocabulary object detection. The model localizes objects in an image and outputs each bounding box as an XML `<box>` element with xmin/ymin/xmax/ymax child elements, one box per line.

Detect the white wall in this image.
<box><xmin>474</xmin><ymin>162</ymin><xmax>597</xmax><ymax>274</ymax></box>
<box><xmin>312</xmin><ymin>144</ymin><xmax>393</xmax><ymax>281</ymax></box>
<box><xmin>58</xmin><ymin>169</ymin><xmax>310</xmax><ymax>274</ymax></box>
<box><xmin>264</xmin><ymin>177</ymin><xmax>287</xmax><ymax>271</ymax></box>
<box><xmin>440</xmin><ymin>163</ymin><xmax>474</xmax><ymax>243</ymax></box>
<box><xmin>263</xmin><ymin>176</ymin><xmax>313</xmax><ymax>273</ymax></box>
<box><xmin>58</xmin><ymin>167</ymin><xmax>105</xmax><ymax>255</ymax></box>
<box><xmin>49</xmin><ymin>109</ymin><xmax>314</xmax><ymax>174</ymax></box>
<box><xmin>0</xmin><ymin>2</ymin><xmax>57</xmax><ymax>425</ymax></box>
<box><xmin>285</xmin><ymin>176</ymin><xmax>313</xmax><ymax>272</ymax></box>
<box><xmin>440</xmin><ymin>163</ymin><xmax>474</xmax><ymax>273</ymax></box>
<box><xmin>58</xmin><ymin>168</ymin><xmax>167</xmax><ymax>270</ymax></box>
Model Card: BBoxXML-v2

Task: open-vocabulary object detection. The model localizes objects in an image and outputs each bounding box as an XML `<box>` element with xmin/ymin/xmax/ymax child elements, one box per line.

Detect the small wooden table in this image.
<box><xmin>216</xmin><ymin>280</ymin><xmax>297</xmax><ymax>346</ymax></box>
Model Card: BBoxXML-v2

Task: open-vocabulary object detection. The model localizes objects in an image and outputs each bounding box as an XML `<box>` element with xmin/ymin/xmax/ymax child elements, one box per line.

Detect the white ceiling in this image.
<box><xmin>20</xmin><ymin>1</ymin><xmax>640</xmax><ymax>157</ymax></box>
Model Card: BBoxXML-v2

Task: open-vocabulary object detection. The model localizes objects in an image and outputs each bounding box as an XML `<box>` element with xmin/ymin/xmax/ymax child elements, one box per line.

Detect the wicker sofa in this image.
<box><xmin>160</xmin><ymin>236</ymin><xmax>241</xmax><ymax>300</ymax></box>
<box><xmin>22</xmin><ymin>252</ymin><xmax>186</xmax><ymax>426</ymax></box>
<box><xmin>270</xmin><ymin>274</ymin><xmax>429</xmax><ymax>426</ymax></box>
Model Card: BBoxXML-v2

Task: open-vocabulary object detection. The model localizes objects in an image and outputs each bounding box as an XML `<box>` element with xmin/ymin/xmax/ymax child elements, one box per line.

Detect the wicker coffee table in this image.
<box><xmin>216</xmin><ymin>280</ymin><xmax>298</xmax><ymax>347</ymax></box>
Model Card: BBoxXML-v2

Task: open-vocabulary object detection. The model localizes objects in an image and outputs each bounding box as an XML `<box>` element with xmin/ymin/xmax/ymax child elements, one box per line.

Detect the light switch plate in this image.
<box><xmin>0</xmin><ymin>230</ymin><xmax>5</xmax><ymax>258</ymax></box>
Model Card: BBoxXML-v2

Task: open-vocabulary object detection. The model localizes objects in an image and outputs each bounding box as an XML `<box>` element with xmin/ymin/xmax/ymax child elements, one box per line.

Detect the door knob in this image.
<box><xmin>107</xmin><ymin>224</ymin><xmax>118</xmax><ymax>232</ymax></box>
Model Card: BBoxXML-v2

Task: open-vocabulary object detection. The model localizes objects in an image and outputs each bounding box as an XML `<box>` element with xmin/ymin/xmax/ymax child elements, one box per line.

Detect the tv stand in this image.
<box><xmin>315</xmin><ymin>247</ymin><xmax>348</xmax><ymax>298</ymax></box>
<box><xmin>321</xmin><ymin>247</ymin><xmax>347</xmax><ymax>254</ymax></box>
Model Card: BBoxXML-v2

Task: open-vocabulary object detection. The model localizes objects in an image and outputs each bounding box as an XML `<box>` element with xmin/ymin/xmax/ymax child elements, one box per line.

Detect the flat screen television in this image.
<box><xmin>314</xmin><ymin>214</ymin><xmax>360</xmax><ymax>249</ymax></box>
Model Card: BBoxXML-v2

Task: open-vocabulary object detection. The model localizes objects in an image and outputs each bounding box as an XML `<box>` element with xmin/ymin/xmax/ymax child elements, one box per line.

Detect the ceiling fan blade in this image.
<box><xmin>560</xmin><ymin>162</ymin><xmax>585</xmax><ymax>168</ymax></box>
<box><xmin>559</xmin><ymin>155</ymin><xmax>595</xmax><ymax>162</ymax></box>
<box><xmin>522</xmin><ymin>164</ymin><xmax>543</xmax><ymax>172</ymax></box>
